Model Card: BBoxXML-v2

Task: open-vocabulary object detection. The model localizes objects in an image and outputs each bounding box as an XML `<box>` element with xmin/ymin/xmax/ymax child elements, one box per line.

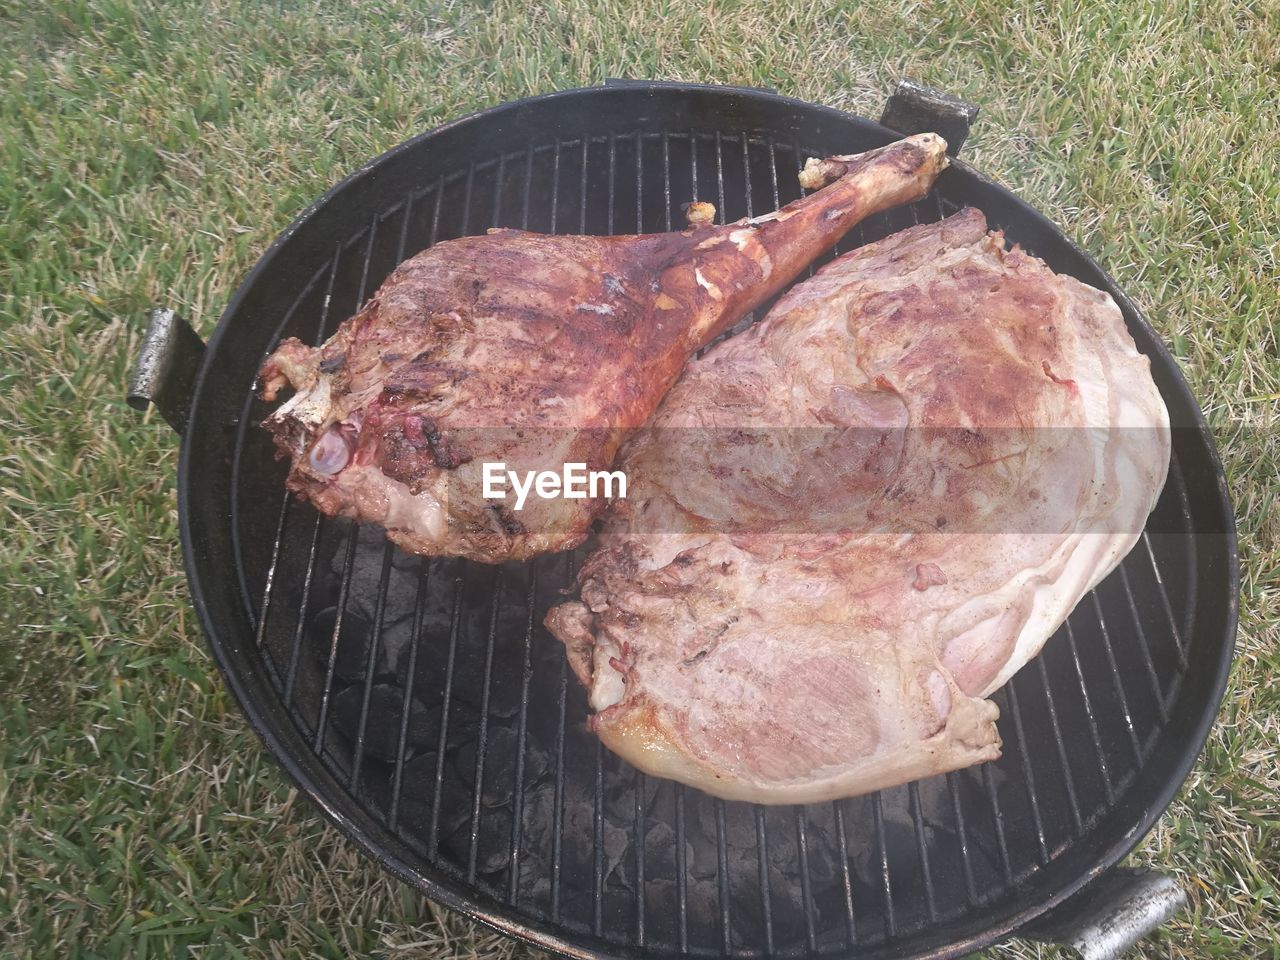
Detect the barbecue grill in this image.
<box><xmin>129</xmin><ymin>81</ymin><xmax>1238</xmax><ymax>959</ymax></box>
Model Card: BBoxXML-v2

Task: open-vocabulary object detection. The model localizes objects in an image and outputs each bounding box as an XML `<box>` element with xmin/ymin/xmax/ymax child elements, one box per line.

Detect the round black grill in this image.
<box><xmin>178</xmin><ymin>84</ymin><xmax>1236</xmax><ymax>959</ymax></box>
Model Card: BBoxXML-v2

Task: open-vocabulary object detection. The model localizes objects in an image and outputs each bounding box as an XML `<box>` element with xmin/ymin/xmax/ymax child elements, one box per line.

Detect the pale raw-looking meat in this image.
<box><xmin>257</xmin><ymin>135</ymin><xmax>949</xmax><ymax>564</ymax></box>
<box><xmin>545</xmin><ymin>208</ymin><xmax>1171</xmax><ymax>804</ymax></box>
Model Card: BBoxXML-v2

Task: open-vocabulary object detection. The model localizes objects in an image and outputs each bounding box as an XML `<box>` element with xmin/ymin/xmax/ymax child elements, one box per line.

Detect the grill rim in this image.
<box><xmin>177</xmin><ymin>82</ymin><xmax>1239</xmax><ymax>959</ymax></box>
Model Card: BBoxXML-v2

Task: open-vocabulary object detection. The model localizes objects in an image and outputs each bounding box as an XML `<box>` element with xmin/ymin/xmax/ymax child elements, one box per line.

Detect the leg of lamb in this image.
<box><xmin>544</xmin><ymin>208</ymin><xmax>1171</xmax><ymax>804</ymax></box>
<box><xmin>257</xmin><ymin>134</ymin><xmax>949</xmax><ymax>564</ymax></box>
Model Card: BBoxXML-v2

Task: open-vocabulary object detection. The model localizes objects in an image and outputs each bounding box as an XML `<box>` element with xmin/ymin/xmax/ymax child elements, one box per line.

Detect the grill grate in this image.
<box><xmin>208</xmin><ymin>111</ymin><xmax>1226</xmax><ymax>959</ymax></box>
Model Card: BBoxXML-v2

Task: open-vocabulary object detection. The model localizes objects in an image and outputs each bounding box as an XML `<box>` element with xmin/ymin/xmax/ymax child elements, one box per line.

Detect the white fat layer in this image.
<box><xmin>589</xmin><ymin>635</ymin><xmax>626</xmax><ymax>711</ymax></box>
<box><xmin>694</xmin><ymin>268</ymin><xmax>723</xmax><ymax>299</ymax></box>
<box><xmin>927</xmin><ymin>670</ymin><xmax>952</xmax><ymax>721</ymax></box>
<box><xmin>335</xmin><ymin>464</ymin><xmax>448</xmax><ymax>542</ymax></box>
<box><xmin>728</xmin><ymin>228</ymin><xmax>773</xmax><ymax>278</ymax></box>
<box><xmin>569</xmin><ymin>215</ymin><xmax>1166</xmax><ymax>805</ymax></box>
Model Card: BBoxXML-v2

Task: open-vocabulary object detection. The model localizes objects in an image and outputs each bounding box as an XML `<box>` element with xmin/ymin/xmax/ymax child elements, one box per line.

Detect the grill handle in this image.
<box><xmin>1020</xmin><ymin>867</ymin><xmax>1187</xmax><ymax>959</ymax></box>
<box><xmin>127</xmin><ymin>307</ymin><xmax>205</xmax><ymax>435</ymax></box>
<box><xmin>879</xmin><ymin>79</ymin><xmax>979</xmax><ymax>156</ymax></box>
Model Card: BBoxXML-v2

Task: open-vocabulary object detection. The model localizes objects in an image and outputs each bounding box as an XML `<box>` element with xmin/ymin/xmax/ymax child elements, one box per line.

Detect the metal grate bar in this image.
<box><xmin>579</xmin><ymin>138</ymin><xmax>589</xmax><ymax>234</ymax></box>
<box><xmin>714</xmin><ymin>800</ymin><xmax>731</xmax><ymax>953</ymax></box>
<box><xmin>301</xmin><ymin>186</ymin><xmax>434</xmax><ymax>768</ymax></box>
<box><xmin>461</xmin><ymin>155</ymin><xmax>524</xmax><ymax>875</ymax></box>
<box><xmin>521</xmin><ymin>147</ymin><xmax>535</xmax><ymax>230</ymax></box>
<box><xmin>592</xmin><ymin>739</ymin><xmax>605</xmax><ymax>935</ymax></box>
<box><xmin>507</xmin><ymin>561</ymin><xmax>539</xmax><ymax>902</ymax></box>
<box><xmin>908</xmin><ymin>783</ymin><xmax>939</xmax><ymax>919</ymax></box>
<box><xmin>635</xmin><ymin>130</ymin><xmax>644</xmax><ymax>230</ymax></box>
<box><xmin>492</xmin><ymin>153</ymin><xmax>508</xmax><ymax>226</ymax></box>
<box><xmin>314</xmin><ymin>211</ymin><xmax>383</xmax><ymax>755</ymax></box>
<box><xmin>395</xmin><ymin>190</ymin><xmax>414</xmax><ymax>262</ymax></box>
<box><xmin>427</xmin><ymin>577</ymin><xmax>465</xmax><ymax>859</ymax></box>
<box><xmin>675</xmin><ymin>784</ymin><xmax>690</xmax><ymax>952</ymax></box>
<box><xmin>1063</xmin><ymin>618</ymin><xmax>1114</xmax><ymax>801</ymax></box>
<box><xmin>714</xmin><ymin>131</ymin><xmax>727</xmax><ymax>223</ymax></box>
<box><xmin>735</xmin><ymin>134</ymin><xmax>758</xmax><ymax>332</ymax></box>
<box><xmin>607</xmin><ymin>135</ymin><xmax>618</xmax><ymax>235</ymax></box>
<box><xmin>933</xmin><ymin>190</ymin><xmax>948</xmax><ymax>229</ymax></box>
<box><xmin>355</xmin><ymin>213</ymin><xmax>378</xmax><ymax>309</ymax></box>
<box><xmin>791</xmin><ymin>137</ymin><xmax>806</xmax><ymax>195</ymax></box>
<box><xmin>349</xmin><ymin>542</ymin><xmax>395</xmax><ymax>789</ymax></box>
<box><xmin>467</xmin><ymin>569</ymin><xmax>504</xmax><ymax>883</ymax></box>
<box><xmin>831</xmin><ymin>802</ymin><xmax>858</xmax><ymax>945</ymax></box>
<box><xmin>1000</xmin><ymin>682</ymin><xmax>1049</xmax><ymax>863</ymax></box>
<box><xmin>251</xmin><ymin>493</ymin><xmax>291</xmax><ymax>650</ymax></box>
<box><xmin>1089</xmin><ymin>593</ymin><xmax>1143</xmax><ymax>762</ymax></box>
<box><xmin>429</xmin><ymin>175</ymin><xmax>445</xmax><ymax>247</ymax></box>
<box><xmin>872</xmin><ymin>794</ymin><xmax>896</xmax><ymax>938</ymax></box>
<box><xmin>280</xmin><ymin>240</ymin><xmax>345</xmax><ymax>707</ymax></box>
<box><xmin>549</xmin><ymin>140</ymin><xmax>562</xmax><ymax>234</ymax></box>
<box><xmin>231</xmin><ymin>240</ymin><xmax>341</xmax><ymax>642</ymax></box>
<box><xmin>1035</xmin><ymin>656</ymin><xmax>1084</xmax><ymax>833</ymax></box>
<box><xmin>754</xmin><ymin>807</ymin><xmax>776</xmax><ymax>955</ymax></box>
<box><xmin>588</xmin><ymin>134</ymin><xmax>624</xmax><ymax>936</ymax></box>
<box><xmin>1117</xmin><ymin>564</ymin><xmax>1170</xmax><ymax>720</ymax></box>
<box><xmin>690</xmin><ymin>128</ymin><xmax>699</xmax><ymax>201</ymax></box>
<box><xmin>282</xmin><ymin>511</ymin><xmax>324</xmax><ymax>704</ymax></box>
<box><xmin>946</xmin><ymin>772</ymin><xmax>979</xmax><ymax>905</ymax></box>
<box><xmin>313</xmin><ymin>526</ymin><xmax>361</xmax><ymax>754</ymax></box>
<box><xmin>549</xmin><ymin>657</ymin><xmax>569</xmax><ymax>921</ymax></box>
<box><xmin>389</xmin><ymin>559</ymin><xmax>431</xmax><ymax>832</ymax></box>
<box><xmin>790</xmin><ymin>138</ymin><xmax>821</xmax><ymax>278</ymax></box>
<box><xmin>765</xmin><ymin>138</ymin><xmax>783</xmax><ymax>276</ymax></box>
<box><xmin>1141</xmin><ymin>531</ymin><xmax>1189</xmax><ymax>670</ymax></box>
<box><xmin>766</xmin><ymin>137</ymin><xmax>781</xmax><ymax>206</ymax></box>
<box><xmin>662</xmin><ymin>133</ymin><xmax>672</xmax><ymax>231</ymax></box>
<box><xmin>550</xmin><ymin>551</ymin><xmax>574</xmax><ymax>921</ymax></box>
<box><xmin>795</xmin><ymin>808</ymin><xmax>819</xmax><ymax>951</ymax></box>
<box><xmin>980</xmin><ymin>763</ymin><xmax>1014</xmax><ymax>886</ymax></box>
<box><xmin>634</xmin><ymin>772</ymin><xmax>647</xmax><ymax>945</ymax></box>
<box><xmin>459</xmin><ymin>163</ymin><xmax>477</xmax><ymax>236</ymax></box>
<box><xmin>1167</xmin><ymin>450</ymin><xmax>1198</xmax><ymax>641</ymax></box>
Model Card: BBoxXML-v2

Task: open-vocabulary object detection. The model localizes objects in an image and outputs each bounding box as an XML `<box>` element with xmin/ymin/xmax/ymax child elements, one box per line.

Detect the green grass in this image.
<box><xmin>1</xmin><ymin>0</ymin><xmax>1276</xmax><ymax>956</ymax></box>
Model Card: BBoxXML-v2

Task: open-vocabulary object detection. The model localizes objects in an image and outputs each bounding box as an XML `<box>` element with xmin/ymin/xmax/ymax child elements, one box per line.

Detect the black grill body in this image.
<box><xmin>178</xmin><ymin>83</ymin><xmax>1237</xmax><ymax>959</ymax></box>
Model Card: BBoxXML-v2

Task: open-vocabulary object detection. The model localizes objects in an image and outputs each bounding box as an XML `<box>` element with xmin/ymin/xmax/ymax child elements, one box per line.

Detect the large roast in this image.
<box><xmin>258</xmin><ymin>135</ymin><xmax>948</xmax><ymax>564</ymax></box>
<box><xmin>546</xmin><ymin>208</ymin><xmax>1171</xmax><ymax>803</ymax></box>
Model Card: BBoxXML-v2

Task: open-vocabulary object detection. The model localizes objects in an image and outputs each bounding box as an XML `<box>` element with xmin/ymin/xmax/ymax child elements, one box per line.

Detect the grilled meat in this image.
<box><xmin>545</xmin><ymin>209</ymin><xmax>1171</xmax><ymax>804</ymax></box>
<box><xmin>258</xmin><ymin>134</ymin><xmax>949</xmax><ymax>564</ymax></box>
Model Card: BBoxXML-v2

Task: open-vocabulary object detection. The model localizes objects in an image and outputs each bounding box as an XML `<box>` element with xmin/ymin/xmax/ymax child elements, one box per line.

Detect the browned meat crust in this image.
<box><xmin>257</xmin><ymin>135</ymin><xmax>949</xmax><ymax>563</ymax></box>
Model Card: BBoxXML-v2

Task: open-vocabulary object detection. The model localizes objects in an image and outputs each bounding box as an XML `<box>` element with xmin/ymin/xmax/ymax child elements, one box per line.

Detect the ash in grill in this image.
<box><xmin>145</xmin><ymin>83</ymin><xmax>1237</xmax><ymax>960</ymax></box>
<box><xmin>263</xmin><ymin>511</ymin><xmax>1194</xmax><ymax>953</ymax></box>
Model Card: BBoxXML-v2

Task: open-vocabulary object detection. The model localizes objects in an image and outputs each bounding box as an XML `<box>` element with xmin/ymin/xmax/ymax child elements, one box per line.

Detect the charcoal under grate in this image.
<box><xmin>170</xmin><ymin>84</ymin><xmax>1235</xmax><ymax>960</ymax></box>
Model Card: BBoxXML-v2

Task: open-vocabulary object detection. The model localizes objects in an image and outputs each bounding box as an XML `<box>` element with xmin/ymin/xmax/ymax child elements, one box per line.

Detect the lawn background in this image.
<box><xmin>1</xmin><ymin>0</ymin><xmax>1276</xmax><ymax>957</ymax></box>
